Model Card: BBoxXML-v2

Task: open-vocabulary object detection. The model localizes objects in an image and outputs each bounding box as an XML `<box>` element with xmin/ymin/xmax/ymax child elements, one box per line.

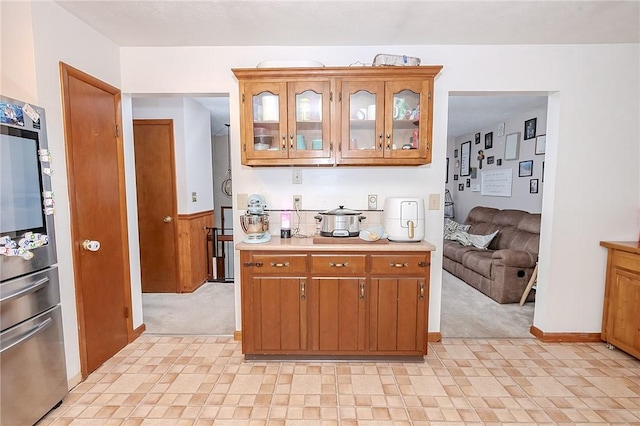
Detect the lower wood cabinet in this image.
<box><xmin>240</xmin><ymin>249</ymin><xmax>430</xmax><ymax>359</ymax></box>
<box><xmin>370</xmin><ymin>278</ymin><xmax>427</xmax><ymax>354</ymax></box>
<box><xmin>600</xmin><ymin>241</ymin><xmax>640</xmax><ymax>359</ymax></box>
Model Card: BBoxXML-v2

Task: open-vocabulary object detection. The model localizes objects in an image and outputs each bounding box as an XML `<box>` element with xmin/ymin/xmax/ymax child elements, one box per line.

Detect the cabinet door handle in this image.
<box><xmin>359</xmin><ymin>281</ymin><xmax>365</xmax><ymax>300</ymax></box>
<box><xmin>419</xmin><ymin>282</ymin><xmax>425</xmax><ymax>300</ymax></box>
<box><xmin>418</xmin><ymin>261</ymin><xmax>429</xmax><ymax>267</ymax></box>
<box><xmin>329</xmin><ymin>262</ymin><xmax>349</xmax><ymax>268</ymax></box>
<box><xmin>378</xmin><ymin>133</ymin><xmax>383</xmax><ymax>150</ymax></box>
<box><xmin>270</xmin><ymin>262</ymin><xmax>290</xmax><ymax>267</ymax></box>
<box><xmin>289</xmin><ymin>133</ymin><xmax>294</xmax><ymax>150</ymax></box>
<box><xmin>281</xmin><ymin>134</ymin><xmax>286</xmax><ymax>151</ymax></box>
<box><xmin>243</xmin><ymin>261</ymin><xmax>263</xmax><ymax>267</ymax></box>
<box><xmin>386</xmin><ymin>133</ymin><xmax>391</xmax><ymax>151</ymax></box>
<box><xmin>301</xmin><ymin>280</ymin><xmax>306</xmax><ymax>300</ymax></box>
<box><xmin>389</xmin><ymin>262</ymin><xmax>408</xmax><ymax>268</ymax></box>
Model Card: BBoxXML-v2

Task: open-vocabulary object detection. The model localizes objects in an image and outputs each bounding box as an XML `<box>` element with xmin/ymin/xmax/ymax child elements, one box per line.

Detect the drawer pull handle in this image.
<box><xmin>418</xmin><ymin>261</ymin><xmax>429</xmax><ymax>267</ymax></box>
<box><xmin>329</xmin><ymin>262</ymin><xmax>349</xmax><ymax>268</ymax></box>
<box><xmin>359</xmin><ymin>281</ymin><xmax>365</xmax><ymax>300</ymax></box>
<box><xmin>243</xmin><ymin>261</ymin><xmax>263</xmax><ymax>267</ymax></box>
<box><xmin>270</xmin><ymin>262</ymin><xmax>290</xmax><ymax>267</ymax></box>
<box><xmin>419</xmin><ymin>282</ymin><xmax>425</xmax><ymax>300</ymax></box>
<box><xmin>301</xmin><ymin>280</ymin><xmax>306</xmax><ymax>300</ymax></box>
<box><xmin>389</xmin><ymin>262</ymin><xmax>409</xmax><ymax>268</ymax></box>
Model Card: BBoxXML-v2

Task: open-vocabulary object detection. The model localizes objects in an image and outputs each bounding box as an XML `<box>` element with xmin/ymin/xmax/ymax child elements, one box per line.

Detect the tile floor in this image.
<box><xmin>39</xmin><ymin>335</ymin><xmax>640</xmax><ymax>425</ymax></box>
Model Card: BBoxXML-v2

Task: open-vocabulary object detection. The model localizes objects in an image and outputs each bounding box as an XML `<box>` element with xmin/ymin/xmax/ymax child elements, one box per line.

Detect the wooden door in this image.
<box><xmin>370</xmin><ymin>278</ymin><xmax>426</xmax><ymax>353</ymax></box>
<box><xmin>310</xmin><ymin>278</ymin><xmax>366</xmax><ymax>352</ymax></box>
<box><xmin>133</xmin><ymin>120</ymin><xmax>179</xmax><ymax>293</ymax></box>
<box><xmin>60</xmin><ymin>63</ymin><xmax>133</xmax><ymax>376</ymax></box>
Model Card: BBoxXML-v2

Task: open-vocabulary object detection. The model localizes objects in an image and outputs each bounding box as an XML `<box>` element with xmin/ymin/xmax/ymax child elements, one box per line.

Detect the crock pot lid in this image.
<box><xmin>322</xmin><ymin>206</ymin><xmax>362</xmax><ymax>215</ymax></box>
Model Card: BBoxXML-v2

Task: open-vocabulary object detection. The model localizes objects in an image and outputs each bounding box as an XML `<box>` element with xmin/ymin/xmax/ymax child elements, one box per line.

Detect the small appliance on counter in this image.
<box><xmin>240</xmin><ymin>194</ymin><xmax>271</xmax><ymax>243</ymax></box>
<box><xmin>384</xmin><ymin>197</ymin><xmax>425</xmax><ymax>242</ymax></box>
<box><xmin>315</xmin><ymin>206</ymin><xmax>366</xmax><ymax>237</ymax></box>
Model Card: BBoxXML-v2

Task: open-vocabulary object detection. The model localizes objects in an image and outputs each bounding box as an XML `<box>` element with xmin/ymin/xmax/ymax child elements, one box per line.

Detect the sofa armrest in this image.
<box><xmin>492</xmin><ymin>249</ymin><xmax>536</xmax><ymax>268</ymax></box>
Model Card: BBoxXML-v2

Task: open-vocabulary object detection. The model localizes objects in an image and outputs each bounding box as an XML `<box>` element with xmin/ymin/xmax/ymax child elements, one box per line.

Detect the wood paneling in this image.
<box><xmin>176</xmin><ymin>211</ymin><xmax>214</xmax><ymax>293</ymax></box>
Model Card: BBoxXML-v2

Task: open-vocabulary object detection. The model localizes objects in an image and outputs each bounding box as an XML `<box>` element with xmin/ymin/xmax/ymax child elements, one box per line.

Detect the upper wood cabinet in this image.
<box><xmin>232</xmin><ymin>66</ymin><xmax>442</xmax><ymax>167</ymax></box>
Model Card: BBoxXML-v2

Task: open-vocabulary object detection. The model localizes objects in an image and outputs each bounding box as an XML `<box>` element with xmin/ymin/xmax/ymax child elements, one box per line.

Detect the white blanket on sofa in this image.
<box><xmin>443</xmin><ymin>219</ymin><xmax>498</xmax><ymax>249</ymax></box>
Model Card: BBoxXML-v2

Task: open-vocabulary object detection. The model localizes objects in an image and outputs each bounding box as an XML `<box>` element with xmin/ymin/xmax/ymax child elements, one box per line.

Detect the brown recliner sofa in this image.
<box><xmin>443</xmin><ymin>206</ymin><xmax>540</xmax><ymax>304</ymax></box>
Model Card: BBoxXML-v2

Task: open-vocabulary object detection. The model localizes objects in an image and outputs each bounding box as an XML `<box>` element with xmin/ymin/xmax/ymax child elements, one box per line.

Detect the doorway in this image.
<box><xmin>60</xmin><ymin>63</ymin><xmax>135</xmax><ymax>376</ymax></box>
<box><xmin>131</xmin><ymin>94</ymin><xmax>234</xmax><ymax>334</ymax></box>
<box><xmin>441</xmin><ymin>93</ymin><xmax>547</xmax><ymax>339</ymax></box>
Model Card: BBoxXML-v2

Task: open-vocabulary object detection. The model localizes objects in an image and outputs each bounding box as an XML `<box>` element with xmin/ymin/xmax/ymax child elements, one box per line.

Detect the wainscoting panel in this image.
<box><xmin>176</xmin><ymin>210</ymin><xmax>214</xmax><ymax>292</ymax></box>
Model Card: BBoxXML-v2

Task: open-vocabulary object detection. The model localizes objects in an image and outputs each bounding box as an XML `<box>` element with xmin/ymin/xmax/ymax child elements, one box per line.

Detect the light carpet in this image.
<box><xmin>440</xmin><ymin>270</ymin><xmax>535</xmax><ymax>339</ymax></box>
<box><xmin>142</xmin><ymin>281</ymin><xmax>235</xmax><ymax>335</ymax></box>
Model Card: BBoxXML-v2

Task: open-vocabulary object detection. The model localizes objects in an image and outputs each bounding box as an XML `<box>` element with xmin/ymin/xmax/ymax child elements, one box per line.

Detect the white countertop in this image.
<box><xmin>236</xmin><ymin>237</ymin><xmax>436</xmax><ymax>252</ymax></box>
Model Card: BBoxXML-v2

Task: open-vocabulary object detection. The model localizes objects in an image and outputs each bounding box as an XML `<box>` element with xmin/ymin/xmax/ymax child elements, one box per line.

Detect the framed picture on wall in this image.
<box><xmin>504</xmin><ymin>132</ymin><xmax>520</xmax><ymax>160</ymax></box>
<box><xmin>460</xmin><ymin>141</ymin><xmax>471</xmax><ymax>176</ymax></box>
<box><xmin>519</xmin><ymin>160</ymin><xmax>533</xmax><ymax>177</ymax></box>
<box><xmin>446</xmin><ymin>158</ymin><xmax>449</xmax><ymax>183</ymax></box>
<box><xmin>535</xmin><ymin>135</ymin><xmax>546</xmax><ymax>154</ymax></box>
<box><xmin>485</xmin><ymin>132</ymin><xmax>493</xmax><ymax>149</ymax></box>
<box><xmin>487</xmin><ymin>156</ymin><xmax>495</xmax><ymax>165</ymax></box>
<box><xmin>530</xmin><ymin>179</ymin><xmax>539</xmax><ymax>193</ymax></box>
<box><xmin>454</xmin><ymin>174</ymin><xmax>459</xmax><ymax>181</ymax></box>
<box><xmin>475</xmin><ymin>132</ymin><xmax>480</xmax><ymax>144</ymax></box>
<box><xmin>524</xmin><ymin>118</ymin><xmax>537</xmax><ymax>140</ymax></box>
<box><xmin>458</xmin><ymin>183</ymin><xmax>464</xmax><ymax>191</ymax></box>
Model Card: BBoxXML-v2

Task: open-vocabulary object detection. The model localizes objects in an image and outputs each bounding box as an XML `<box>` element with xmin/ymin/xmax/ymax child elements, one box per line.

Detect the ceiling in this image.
<box><xmin>53</xmin><ymin>0</ymin><xmax>638</xmax><ymax>136</ymax></box>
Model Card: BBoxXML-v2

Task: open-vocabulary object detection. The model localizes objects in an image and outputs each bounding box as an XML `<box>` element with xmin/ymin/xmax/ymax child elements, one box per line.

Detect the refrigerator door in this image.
<box><xmin>0</xmin><ymin>305</ymin><xmax>67</xmax><ymax>425</ymax></box>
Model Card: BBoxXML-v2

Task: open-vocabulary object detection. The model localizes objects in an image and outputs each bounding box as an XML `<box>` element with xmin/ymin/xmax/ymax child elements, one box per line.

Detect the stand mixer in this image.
<box><xmin>240</xmin><ymin>194</ymin><xmax>271</xmax><ymax>243</ymax></box>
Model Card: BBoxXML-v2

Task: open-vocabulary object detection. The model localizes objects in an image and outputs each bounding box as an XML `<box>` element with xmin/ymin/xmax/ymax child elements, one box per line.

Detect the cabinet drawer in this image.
<box><xmin>244</xmin><ymin>254</ymin><xmax>308</xmax><ymax>275</ymax></box>
<box><xmin>311</xmin><ymin>254</ymin><xmax>366</xmax><ymax>276</ymax></box>
<box><xmin>370</xmin><ymin>254</ymin><xmax>429</xmax><ymax>275</ymax></box>
<box><xmin>612</xmin><ymin>250</ymin><xmax>640</xmax><ymax>273</ymax></box>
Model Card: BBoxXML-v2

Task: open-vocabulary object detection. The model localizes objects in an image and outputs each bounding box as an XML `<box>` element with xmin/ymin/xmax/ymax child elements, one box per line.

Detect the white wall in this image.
<box><xmin>0</xmin><ymin>0</ymin><xmax>144</xmax><ymax>386</ymax></box>
<box><xmin>132</xmin><ymin>97</ymin><xmax>214</xmax><ymax>214</ymax></box>
<box><xmin>121</xmin><ymin>44</ymin><xmax>639</xmax><ymax>337</ymax></box>
<box><xmin>0</xmin><ymin>1</ymin><xmax>38</xmax><ymax>103</ymax></box>
<box><xmin>213</xmin><ymin>132</ymin><xmax>233</xmax><ymax>228</ymax></box>
<box><xmin>183</xmin><ymin>98</ymin><xmax>214</xmax><ymax>214</ymax></box>
<box><xmin>446</xmin><ymin>105</ymin><xmax>547</xmax><ymax>221</ymax></box>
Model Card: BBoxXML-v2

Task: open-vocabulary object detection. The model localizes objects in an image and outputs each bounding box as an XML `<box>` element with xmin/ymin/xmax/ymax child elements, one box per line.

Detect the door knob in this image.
<box><xmin>82</xmin><ymin>240</ymin><xmax>101</xmax><ymax>252</ymax></box>
<box><xmin>163</xmin><ymin>216</ymin><xmax>172</xmax><ymax>223</ymax></box>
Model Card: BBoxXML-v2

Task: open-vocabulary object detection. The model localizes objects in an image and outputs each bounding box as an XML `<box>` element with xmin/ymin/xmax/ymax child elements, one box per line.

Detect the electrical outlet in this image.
<box><xmin>292</xmin><ymin>169</ymin><xmax>302</xmax><ymax>184</ymax></box>
<box><xmin>293</xmin><ymin>195</ymin><xmax>302</xmax><ymax>210</ymax></box>
<box><xmin>368</xmin><ymin>194</ymin><xmax>377</xmax><ymax>210</ymax></box>
<box><xmin>428</xmin><ymin>193</ymin><xmax>440</xmax><ymax>210</ymax></box>
<box><xmin>191</xmin><ymin>192</ymin><xmax>197</xmax><ymax>202</ymax></box>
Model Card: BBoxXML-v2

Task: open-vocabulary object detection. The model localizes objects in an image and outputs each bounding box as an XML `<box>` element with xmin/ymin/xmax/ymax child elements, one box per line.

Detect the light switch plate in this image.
<box><xmin>428</xmin><ymin>193</ymin><xmax>440</xmax><ymax>210</ymax></box>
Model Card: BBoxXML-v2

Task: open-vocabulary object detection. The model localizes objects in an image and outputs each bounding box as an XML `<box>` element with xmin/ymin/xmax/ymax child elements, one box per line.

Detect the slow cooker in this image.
<box><xmin>315</xmin><ymin>206</ymin><xmax>366</xmax><ymax>237</ymax></box>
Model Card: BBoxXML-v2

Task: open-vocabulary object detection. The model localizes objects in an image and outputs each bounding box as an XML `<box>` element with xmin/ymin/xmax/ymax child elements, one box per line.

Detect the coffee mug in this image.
<box><xmin>367</xmin><ymin>104</ymin><xmax>376</xmax><ymax>120</ymax></box>
<box><xmin>393</xmin><ymin>98</ymin><xmax>408</xmax><ymax>119</ymax></box>
<box><xmin>296</xmin><ymin>135</ymin><xmax>306</xmax><ymax>149</ymax></box>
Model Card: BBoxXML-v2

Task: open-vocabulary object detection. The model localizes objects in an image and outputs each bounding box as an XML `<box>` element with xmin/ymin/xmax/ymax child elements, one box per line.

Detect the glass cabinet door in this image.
<box><xmin>288</xmin><ymin>81</ymin><xmax>331</xmax><ymax>159</ymax></box>
<box><xmin>243</xmin><ymin>81</ymin><xmax>287</xmax><ymax>160</ymax></box>
<box><xmin>340</xmin><ymin>81</ymin><xmax>384</xmax><ymax>159</ymax></box>
<box><xmin>385</xmin><ymin>80</ymin><xmax>428</xmax><ymax>159</ymax></box>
